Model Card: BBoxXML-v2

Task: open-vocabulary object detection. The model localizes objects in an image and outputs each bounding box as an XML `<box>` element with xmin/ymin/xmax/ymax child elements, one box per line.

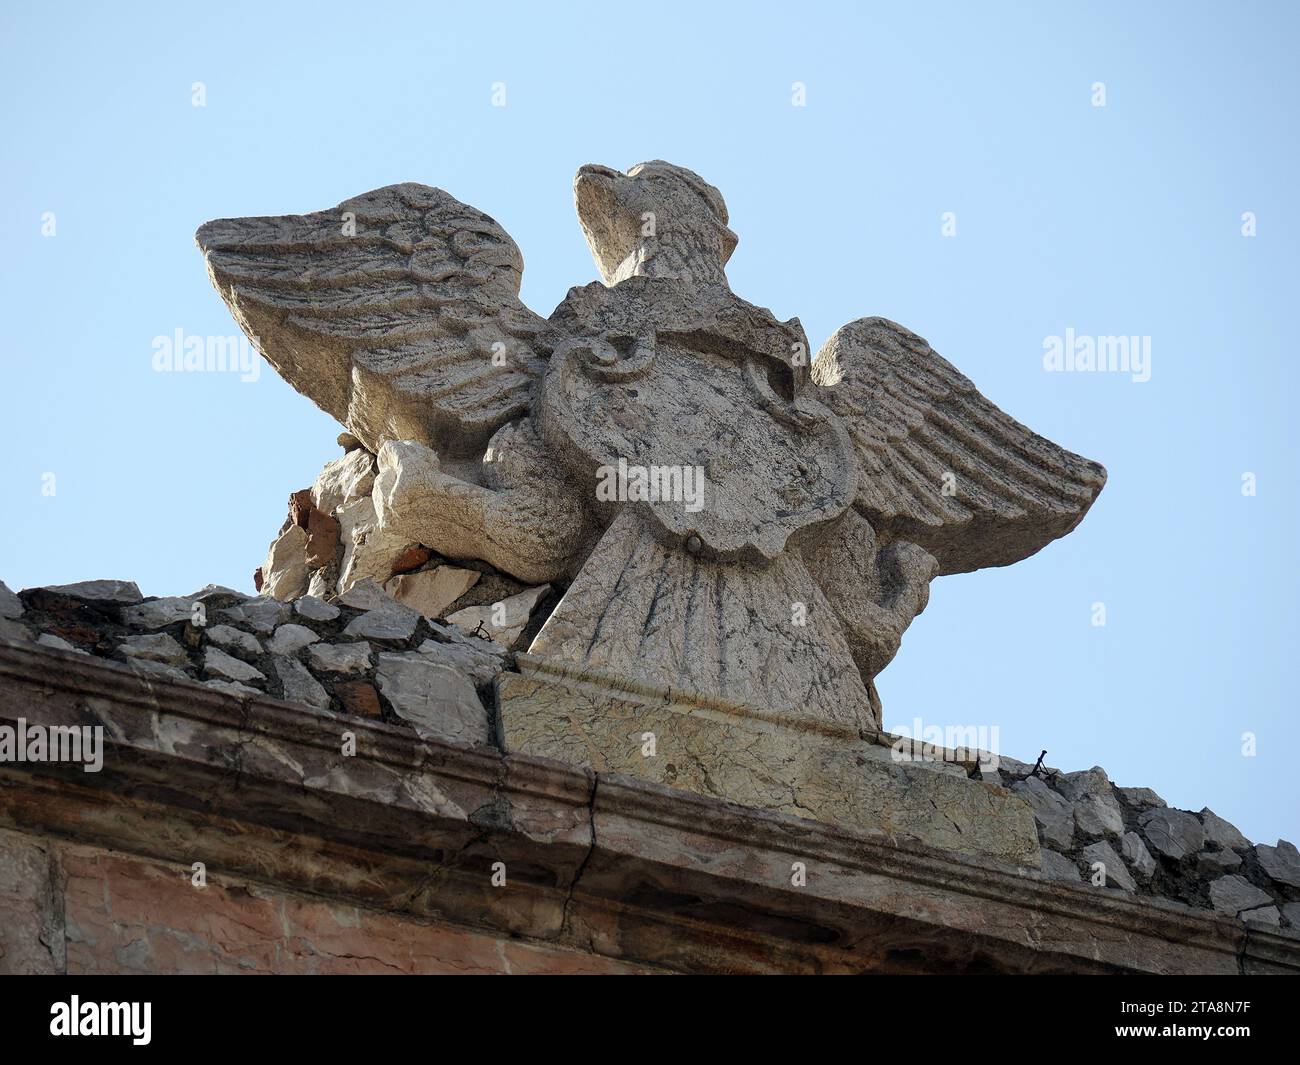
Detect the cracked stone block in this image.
<box><xmin>1139</xmin><ymin>808</ymin><xmax>1204</xmax><ymax>860</ymax></box>
<box><xmin>1116</xmin><ymin>786</ymin><xmax>1165</xmax><ymax>808</ymax></box>
<box><xmin>375</xmin><ymin>652</ymin><xmax>489</xmax><ymax>745</ymax></box>
<box><xmin>312</xmin><ymin>448</ymin><xmax>377</xmax><ymax>515</ymax></box>
<box><xmin>261</xmin><ymin>525</ymin><xmax>311</xmax><ymax>602</ymax></box>
<box><xmin>1208</xmin><ymin>874</ymin><xmax>1273</xmax><ymax>917</ymax></box>
<box><xmin>416</xmin><ymin>638</ymin><xmax>507</xmax><ymax>687</ymax></box>
<box><xmin>1255</xmin><ymin>841</ymin><xmax>1300</xmax><ymax>889</ymax></box>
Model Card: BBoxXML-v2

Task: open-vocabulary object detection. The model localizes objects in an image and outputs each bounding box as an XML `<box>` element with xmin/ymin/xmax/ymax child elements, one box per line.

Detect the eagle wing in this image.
<box><xmin>196</xmin><ymin>183</ymin><xmax>552</xmax><ymax>458</ymax></box>
<box><xmin>812</xmin><ymin>317</ymin><xmax>1106</xmax><ymax>574</ymax></box>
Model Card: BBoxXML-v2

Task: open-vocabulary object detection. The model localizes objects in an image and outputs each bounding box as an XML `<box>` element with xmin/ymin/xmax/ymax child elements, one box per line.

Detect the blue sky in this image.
<box><xmin>2</xmin><ymin>1</ymin><xmax>1296</xmax><ymax>845</ymax></box>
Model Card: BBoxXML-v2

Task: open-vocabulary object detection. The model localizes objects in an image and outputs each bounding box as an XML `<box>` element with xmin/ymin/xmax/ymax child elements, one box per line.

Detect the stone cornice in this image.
<box><xmin>1</xmin><ymin>639</ymin><xmax>1295</xmax><ymax>974</ymax></box>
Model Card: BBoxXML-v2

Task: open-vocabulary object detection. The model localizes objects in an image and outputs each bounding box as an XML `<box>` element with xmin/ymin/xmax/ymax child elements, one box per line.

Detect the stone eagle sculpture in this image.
<box><xmin>196</xmin><ymin>161</ymin><xmax>1105</xmax><ymax>730</ymax></box>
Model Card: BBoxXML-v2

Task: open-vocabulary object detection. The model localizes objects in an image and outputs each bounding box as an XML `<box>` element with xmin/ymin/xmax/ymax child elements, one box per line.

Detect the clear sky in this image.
<box><xmin>2</xmin><ymin>1</ymin><xmax>1296</xmax><ymax>845</ymax></box>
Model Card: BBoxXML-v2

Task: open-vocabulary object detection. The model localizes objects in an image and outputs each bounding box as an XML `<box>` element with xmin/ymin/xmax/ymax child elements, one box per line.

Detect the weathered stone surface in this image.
<box><xmin>295</xmin><ymin>595</ymin><xmax>340</xmax><ymax>622</ymax></box>
<box><xmin>1242</xmin><ymin>906</ymin><xmax>1280</xmax><ymax>927</ymax></box>
<box><xmin>312</xmin><ymin>448</ymin><xmax>376</xmax><ymax>516</ymax></box>
<box><xmin>38</xmin><ymin>579</ymin><xmax>141</xmax><ymax>603</ymax></box>
<box><xmin>1039</xmin><ymin>850</ymin><xmax>1080</xmax><ymax>883</ymax></box>
<box><xmin>0</xmin><ymin>829</ymin><xmax>63</xmax><ymax>974</ymax></box>
<box><xmin>0</xmin><ymin>581</ymin><xmax>23</xmax><ymax>619</ymax></box>
<box><xmin>386</xmin><ymin>566</ymin><xmax>480</xmax><ymax>620</ymax></box>
<box><xmin>261</xmin><ymin>525</ymin><xmax>311</xmax><ymax>601</ymax></box>
<box><xmin>499</xmin><ymin>662</ymin><xmax>1040</xmax><ymax>867</ymax></box>
<box><xmin>219</xmin><ymin>597</ymin><xmax>289</xmax><ymax>635</ymax></box>
<box><xmin>336</xmin><ymin>496</ymin><xmax>417</xmax><ymax>594</ymax></box>
<box><xmin>445</xmin><ymin>584</ymin><xmax>548</xmax><ymax>648</ymax></box>
<box><xmin>1200</xmin><ymin>809</ymin><xmax>1250</xmax><ymax>851</ymax></box>
<box><xmin>1010</xmin><ymin>776</ymin><xmax>1074</xmax><ymax>850</ymax></box>
<box><xmin>118</xmin><ymin>633</ymin><xmax>188</xmax><ymax>666</ymax></box>
<box><xmin>205</xmin><ymin>624</ymin><xmax>262</xmax><ymax>659</ymax></box>
<box><xmin>0</xmin><ymin>618</ymin><xmax>32</xmax><ymax>642</ymax></box>
<box><xmin>1282</xmin><ymin>902</ymin><xmax>1300</xmax><ymax>930</ymax></box>
<box><xmin>343</xmin><ymin>602</ymin><xmax>421</xmax><ymax>641</ymax></box>
<box><xmin>122</xmin><ymin>597</ymin><xmax>193</xmax><ymax>629</ymax></box>
<box><xmin>274</xmin><ymin>658</ymin><xmax>330</xmax><ymax>710</ymax></box>
<box><xmin>204</xmin><ymin>647</ymin><xmax>265</xmax><ymax>685</ymax></box>
<box><xmin>375</xmin><ymin>653</ymin><xmax>488</xmax><ymax>744</ymax></box>
<box><xmin>1140</xmin><ymin>808</ymin><xmax>1204</xmax><ymax>860</ymax></box>
<box><xmin>1117</xmin><ymin>786</ymin><xmax>1166</xmax><ymax>808</ymax></box>
<box><xmin>417</xmin><ymin>638</ymin><xmax>506</xmax><ymax>687</ymax></box>
<box><xmin>1255</xmin><ymin>841</ymin><xmax>1300</xmax><ymax>889</ymax></box>
<box><xmin>1057</xmin><ymin>767</ymin><xmax>1124</xmax><ymax>838</ymax></box>
<box><xmin>266</xmin><ymin>623</ymin><xmax>320</xmax><ymax>656</ymax></box>
<box><xmin>335</xmin><ymin>578</ymin><xmax>393</xmax><ymax>611</ymax></box>
<box><xmin>308</xmin><ymin>641</ymin><xmax>372</xmax><ymax>675</ymax></box>
<box><xmin>1208</xmin><ymin>874</ymin><xmax>1273</xmax><ymax>917</ymax></box>
<box><xmin>1121</xmin><ymin>831</ymin><xmax>1157</xmax><ymax>879</ymax></box>
<box><xmin>1081</xmin><ymin>841</ymin><xmax>1135</xmax><ymax>893</ymax></box>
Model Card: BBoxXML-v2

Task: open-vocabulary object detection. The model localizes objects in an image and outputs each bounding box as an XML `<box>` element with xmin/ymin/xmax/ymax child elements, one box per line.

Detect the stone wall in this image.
<box><xmin>2</xmin><ymin>574</ymin><xmax>1298</xmax><ymax>971</ymax></box>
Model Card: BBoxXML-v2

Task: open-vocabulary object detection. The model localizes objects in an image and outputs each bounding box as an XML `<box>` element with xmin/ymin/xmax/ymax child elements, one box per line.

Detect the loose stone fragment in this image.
<box><xmin>312</xmin><ymin>448</ymin><xmax>377</xmax><ymax>515</ymax></box>
<box><xmin>1039</xmin><ymin>850</ymin><xmax>1080</xmax><ymax>883</ymax></box>
<box><xmin>218</xmin><ymin>598</ymin><xmax>289</xmax><ymax>634</ymax></box>
<box><xmin>1255</xmin><ymin>841</ymin><xmax>1300</xmax><ymax>889</ymax></box>
<box><xmin>261</xmin><ymin>525</ymin><xmax>311</xmax><ymax>601</ymax></box>
<box><xmin>334</xmin><ymin>579</ymin><xmax>394</xmax><ymax>611</ymax></box>
<box><xmin>375</xmin><ymin>653</ymin><xmax>488</xmax><ymax>744</ymax></box>
<box><xmin>274</xmin><ymin>658</ymin><xmax>330</xmax><ymax>710</ymax></box>
<box><xmin>205</xmin><ymin>624</ymin><xmax>262</xmax><ymax>659</ymax></box>
<box><xmin>1197</xmin><ymin>809</ymin><xmax>1249</xmax><ymax>852</ymax></box>
<box><xmin>1117</xmin><ymin>786</ymin><xmax>1166</xmax><ymax>808</ymax></box>
<box><xmin>126</xmin><ymin>659</ymin><xmax>189</xmax><ymax>683</ymax></box>
<box><xmin>294</xmin><ymin>595</ymin><xmax>340</xmax><ymax>622</ymax></box>
<box><xmin>1080</xmin><ymin>841</ymin><xmax>1136</xmax><ymax>892</ymax></box>
<box><xmin>204</xmin><ymin>647</ymin><xmax>266</xmax><ymax>685</ymax></box>
<box><xmin>343</xmin><ymin>603</ymin><xmax>421</xmax><ymax>641</ymax></box>
<box><xmin>1195</xmin><ymin>850</ymin><xmax>1242</xmax><ymax>874</ymax></box>
<box><xmin>307</xmin><ymin>642</ymin><xmax>372</xmax><ymax>675</ymax></box>
<box><xmin>1241</xmin><ymin>906</ymin><xmax>1280</xmax><ymax>926</ymax></box>
<box><xmin>123</xmin><ymin>597</ymin><xmax>195</xmax><ymax>629</ymax></box>
<box><xmin>266</xmin><ymin>623</ymin><xmax>320</xmax><ymax>655</ymax></box>
<box><xmin>1121</xmin><ymin>831</ymin><xmax>1157</xmax><ymax>879</ymax></box>
<box><xmin>1010</xmin><ymin>776</ymin><xmax>1074</xmax><ymax>850</ymax></box>
<box><xmin>445</xmin><ymin>584</ymin><xmax>549</xmax><ymax>648</ymax></box>
<box><xmin>38</xmin><ymin>579</ymin><xmax>142</xmax><ymax>603</ymax></box>
<box><xmin>119</xmin><ymin>633</ymin><xmax>189</xmax><ymax>666</ymax></box>
<box><xmin>386</xmin><ymin>566</ymin><xmax>480</xmax><ymax>619</ymax></box>
<box><xmin>1208</xmin><ymin>874</ymin><xmax>1273</xmax><ymax>917</ymax></box>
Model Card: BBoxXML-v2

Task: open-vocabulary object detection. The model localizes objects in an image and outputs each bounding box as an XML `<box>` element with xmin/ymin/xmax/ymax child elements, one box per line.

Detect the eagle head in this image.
<box><xmin>574</xmin><ymin>160</ymin><xmax>739</xmax><ymax>286</ymax></box>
